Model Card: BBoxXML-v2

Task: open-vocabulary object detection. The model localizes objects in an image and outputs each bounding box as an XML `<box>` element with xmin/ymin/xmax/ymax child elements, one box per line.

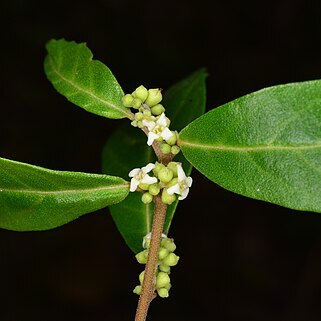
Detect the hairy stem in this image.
<box><xmin>134</xmin><ymin>195</ymin><xmax>168</xmax><ymax>321</ymax></box>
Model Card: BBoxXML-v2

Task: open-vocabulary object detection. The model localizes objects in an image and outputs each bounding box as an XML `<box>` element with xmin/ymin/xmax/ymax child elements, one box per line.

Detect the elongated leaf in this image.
<box><xmin>44</xmin><ymin>39</ymin><xmax>133</xmax><ymax>119</ymax></box>
<box><xmin>0</xmin><ymin>157</ymin><xmax>129</xmax><ymax>231</ymax></box>
<box><xmin>179</xmin><ymin>80</ymin><xmax>321</xmax><ymax>213</ymax></box>
<box><xmin>102</xmin><ymin>69</ymin><xmax>207</xmax><ymax>253</ymax></box>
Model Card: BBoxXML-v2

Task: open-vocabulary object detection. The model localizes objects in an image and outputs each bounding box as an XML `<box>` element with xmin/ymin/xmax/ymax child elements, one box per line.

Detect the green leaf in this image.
<box><xmin>179</xmin><ymin>80</ymin><xmax>321</xmax><ymax>213</ymax></box>
<box><xmin>102</xmin><ymin>69</ymin><xmax>207</xmax><ymax>253</ymax></box>
<box><xmin>44</xmin><ymin>39</ymin><xmax>133</xmax><ymax>119</ymax></box>
<box><xmin>0</xmin><ymin>157</ymin><xmax>129</xmax><ymax>231</ymax></box>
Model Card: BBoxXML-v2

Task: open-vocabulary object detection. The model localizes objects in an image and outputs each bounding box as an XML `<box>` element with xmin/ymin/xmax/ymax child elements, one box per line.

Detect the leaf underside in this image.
<box><xmin>102</xmin><ymin>69</ymin><xmax>208</xmax><ymax>253</ymax></box>
<box><xmin>44</xmin><ymin>38</ymin><xmax>132</xmax><ymax>119</ymax></box>
<box><xmin>180</xmin><ymin>80</ymin><xmax>321</xmax><ymax>213</ymax></box>
<box><xmin>0</xmin><ymin>157</ymin><xmax>129</xmax><ymax>231</ymax></box>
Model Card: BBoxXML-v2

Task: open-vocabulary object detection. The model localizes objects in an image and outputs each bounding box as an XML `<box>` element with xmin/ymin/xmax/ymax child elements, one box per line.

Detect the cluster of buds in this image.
<box><xmin>128</xmin><ymin>162</ymin><xmax>193</xmax><ymax>205</ymax></box>
<box><xmin>121</xmin><ymin>85</ymin><xmax>180</xmax><ymax>154</ymax></box>
<box><xmin>133</xmin><ymin>235</ymin><xmax>179</xmax><ymax>298</ymax></box>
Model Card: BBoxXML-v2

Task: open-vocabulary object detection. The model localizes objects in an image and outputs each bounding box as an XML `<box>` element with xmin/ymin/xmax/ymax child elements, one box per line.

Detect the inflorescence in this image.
<box><xmin>133</xmin><ymin>234</ymin><xmax>179</xmax><ymax>298</ymax></box>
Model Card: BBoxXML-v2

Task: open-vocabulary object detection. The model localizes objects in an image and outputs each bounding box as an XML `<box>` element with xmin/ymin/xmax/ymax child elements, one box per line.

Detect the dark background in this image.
<box><xmin>1</xmin><ymin>0</ymin><xmax>321</xmax><ymax>320</ymax></box>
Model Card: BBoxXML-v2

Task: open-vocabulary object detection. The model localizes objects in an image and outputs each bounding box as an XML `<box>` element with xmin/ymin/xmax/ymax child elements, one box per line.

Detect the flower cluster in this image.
<box><xmin>133</xmin><ymin>234</ymin><xmax>179</xmax><ymax>298</ymax></box>
<box><xmin>121</xmin><ymin>85</ymin><xmax>180</xmax><ymax>154</ymax></box>
<box><xmin>128</xmin><ymin>162</ymin><xmax>193</xmax><ymax>205</ymax></box>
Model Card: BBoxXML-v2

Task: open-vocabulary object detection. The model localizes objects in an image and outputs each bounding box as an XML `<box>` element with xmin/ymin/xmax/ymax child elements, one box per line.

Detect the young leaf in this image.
<box><xmin>44</xmin><ymin>39</ymin><xmax>133</xmax><ymax>119</ymax></box>
<box><xmin>0</xmin><ymin>157</ymin><xmax>129</xmax><ymax>231</ymax></box>
<box><xmin>179</xmin><ymin>80</ymin><xmax>321</xmax><ymax>213</ymax></box>
<box><xmin>102</xmin><ymin>69</ymin><xmax>207</xmax><ymax>253</ymax></box>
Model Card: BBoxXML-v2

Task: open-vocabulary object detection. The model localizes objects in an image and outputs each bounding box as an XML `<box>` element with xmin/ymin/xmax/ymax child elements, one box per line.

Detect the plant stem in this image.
<box><xmin>134</xmin><ymin>195</ymin><xmax>168</xmax><ymax>321</ymax></box>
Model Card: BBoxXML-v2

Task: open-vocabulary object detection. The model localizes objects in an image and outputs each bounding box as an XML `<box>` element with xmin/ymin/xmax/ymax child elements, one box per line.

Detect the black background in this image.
<box><xmin>1</xmin><ymin>1</ymin><xmax>321</xmax><ymax>320</ymax></box>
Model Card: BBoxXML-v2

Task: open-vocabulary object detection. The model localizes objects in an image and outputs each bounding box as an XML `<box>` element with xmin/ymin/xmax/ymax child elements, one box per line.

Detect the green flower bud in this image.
<box><xmin>143</xmin><ymin>109</ymin><xmax>151</xmax><ymax>117</ymax></box>
<box><xmin>160</xmin><ymin>143</ymin><xmax>171</xmax><ymax>154</ymax></box>
<box><xmin>157</xmin><ymin>287</ymin><xmax>169</xmax><ymax>298</ymax></box>
<box><xmin>122</xmin><ymin>94</ymin><xmax>134</xmax><ymax>107</ymax></box>
<box><xmin>156</xmin><ymin>271</ymin><xmax>171</xmax><ymax>289</ymax></box>
<box><xmin>135</xmin><ymin>112</ymin><xmax>144</xmax><ymax>121</ymax></box>
<box><xmin>162</xmin><ymin>253</ymin><xmax>179</xmax><ymax>266</ymax></box>
<box><xmin>132</xmin><ymin>98</ymin><xmax>142</xmax><ymax>109</ymax></box>
<box><xmin>165</xmin><ymin>132</ymin><xmax>177</xmax><ymax>146</ymax></box>
<box><xmin>143</xmin><ymin>249</ymin><xmax>149</xmax><ymax>258</ymax></box>
<box><xmin>139</xmin><ymin>271</ymin><xmax>145</xmax><ymax>284</ymax></box>
<box><xmin>166</xmin><ymin>177</ymin><xmax>178</xmax><ymax>189</ymax></box>
<box><xmin>137</xmin><ymin>120</ymin><xmax>144</xmax><ymax>128</ymax></box>
<box><xmin>153</xmin><ymin>162</ymin><xmax>166</xmax><ymax>176</ymax></box>
<box><xmin>138</xmin><ymin>183</ymin><xmax>149</xmax><ymax>190</ymax></box>
<box><xmin>151</xmin><ymin>104</ymin><xmax>165</xmax><ymax>116</ymax></box>
<box><xmin>161</xmin><ymin>238</ymin><xmax>177</xmax><ymax>252</ymax></box>
<box><xmin>159</xmin><ymin>264</ymin><xmax>171</xmax><ymax>273</ymax></box>
<box><xmin>171</xmin><ymin>145</ymin><xmax>181</xmax><ymax>155</ymax></box>
<box><xmin>158</xmin><ymin>168</ymin><xmax>174</xmax><ymax>183</ymax></box>
<box><xmin>145</xmin><ymin>89</ymin><xmax>162</xmax><ymax>107</ymax></box>
<box><xmin>165</xmin><ymin>117</ymin><xmax>171</xmax><ymax>127</ymax></box>
<box><xmin>167</xmin><ymin>162</ymin><xmax>179</xmax><ymax>177</ymax></box>
<box><xmin>164</xmin><ymin>283</ymin><xmax>172</xmax><ymax>291</ymax></box>
<box><xmin>135</xmin><ymin>85</ymin><xmax>148</xmax><ymax>102</ymax></box>
<box><xmin>135</xmin><ymin>251</ymin><xmax>147</xmax><ymax>264</ymax></box>
<box><xmin>141</xmin><ymin>192</ymin><xmax>153</xmax><ymax>204</ymax></box>
<box><xmin>158</xmin><ymin>247</ymin><xmax>169</xmax><ymax>260</ymax></box>
<box><xmin>148</xmin><ymin>183</ymin><xmax>161</xmax><ymax>196</ymax></box>
<box><xmin>161</xmin><ymin>189</ymin><xmax>176</xmax><ymax>205</ymax></box>
<box><xmin>131</xmin><ymin>120</ymin><xmax>138</xmax><ymax>127</ymax></box>
<box><xmin>133</xmin><ymin>285</ymin><xmax>142</xmax><ymax>295</ymax></box>
<box><xmin>156</xmin><ymin>136</ymin><xmax>163</xmax><ymax>142</ymax></box>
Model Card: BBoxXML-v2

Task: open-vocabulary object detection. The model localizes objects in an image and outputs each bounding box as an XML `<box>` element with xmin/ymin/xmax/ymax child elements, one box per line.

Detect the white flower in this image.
<box><xmin>142</xmin><ymin>113</ymin><xmax>173</xmax><ymax>146</ymax></box>
<box><xmin>167</xmin><ymin>164</ymin><xmax>193</xmax><ymax>200</ymax></box>
<box><xmin>128</xmin><ymin>163</ymin><xmax>158</xmax><ymax>192</ymax></box>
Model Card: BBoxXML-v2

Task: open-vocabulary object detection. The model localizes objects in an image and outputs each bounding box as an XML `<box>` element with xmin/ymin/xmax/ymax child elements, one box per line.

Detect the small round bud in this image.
<box><xmin>141</xmin><ymin>192</ymin><xmax>153</xmax><ymax>204</ymax></box>
<box><xmin>160</xmin><ymin>143</ymin><xmax>171</xmax><ymax>154</ymax></box>
<box><xmin>148</xmin><ymin>183</ymin><xmax>161</xmax><ymax>196</ymax></box>
<box><xmin>139</xmin><ymin>271</ymin><xmax>145</xmax><ymax>284</ymax></box>
<box><xmin>161</xmin><ymin>189</ymin><xmax>176</xmax><ymax>205</ymax></box>
<box><xmin>133</xmin><ymin>285</ymin><xmax>142</xmax><ymax>295</ymax></box>
<box><xmin>135</xmin><ymin>85</ymin><xmax>148</xmax><ymax>102</ymax></box>
<box><xmin>162</xmin><ymin>253</ymin><xmax>179</xmax><ymax>266</ymax></box>
<box><xmin>164</xmin><ymin>283</ymin><xmax>172</xmax><ymax>291</ymax></box>
<box><xmin>135</xmin><ymin>251</ymin><xmax>147</xmax><ymax>264</ymax></box>
<box><xmin>137</xmin><ymin>120</ymin><xmax>144</xmax><ymax>128</ymax></box>
<box><xmin>157</xmin><ymin>288</ymin><xmax>169</xmax><ymax>298</ymax></box>
<box><xmin>143</xmin><ymin>109</ymin><xmax>151</xmax><ymax>117</ymax></box>
<box><xmin>122</xmin><ymin>94</ymin><xmax>134</xmax><ymax>107</ymax></box>
<box><xmin>167</xmin><ymin>162</ymin><xmax>179</xmax><ymax>177</ymax></box>
<box><xmin>158</xmin><ymin>247</ymin><xmax>169</xmax><ymax>260</ymax></box>
<box><xmin>131</xmin><ymin>120</ymin><xmax>138</xmax><ymax>127</ymax></box>
<box><xmin>132</xmin><ymin>98</ymin><xmax>142</xmax><ymax>109</ymax></box>
<box><xmin>143</xmin><ymin>250</ymin><xmax>149</xmax><ymax>258</ymax></box>
<box><xmin>171</xmin><ymin>145</ymin><xmax>181</xmax><ymax>155</ymax></box>
<box><xmin>159</xmin><ymin>264</ymin><xmax>171</xmax><ymax>273</ymax></box>
<box><xmin>161</xmin><ymin>238</ymin><xmax>177</xmax><ymax>252</ymax></box>
<box><xmin>156</xmin><ymin>272</ymin><xmax>171</xmax><ymax>289</ymax></box>
<box><xmin>138</xmin><ymin>183</ymin><xmax>149</xmax><ymax>190</ymax></box>
<box><xmin>145</xmin><ymin>89</ymin><xmax>162</xmax><ymax>107</ymax></box>
<box><xmin>151</xmin><ymin>104</ymin><xmax>165</xmax><ymax>116</ymax></box>
<box><xmin>165</xmin><ymin>117</ymin><xmax>171</xmax><ymax>127</ymax></box>
<box><xmin>153</xmin><ymin>163</ymin><xmax>165</xmax><ymax>176</ymax></box>
<box><xmin>165</xmin><ymin>132</ymin><xmax>177</xmax><ymax>146</ymax></box>
<box><xmin>135</xmin><ymin>112</ymin><xmax>144</xmax><ymax>121</ymax></box>
<box><xmin>158</xmin><ymin>168</ymin><xmax>174</xmax><ymax>183</ymax></box>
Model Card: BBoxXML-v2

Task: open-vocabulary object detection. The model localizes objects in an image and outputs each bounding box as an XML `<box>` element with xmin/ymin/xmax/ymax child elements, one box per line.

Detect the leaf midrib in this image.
<box><xmin>180</xmin><ymin>140</ymin><xmax>321</xmax><ymax>151</ymax></box>
<box><xmin>47</xmin><ymin>57</ymin><xmax>132</xmax><ymax>118</ymax></box>
<box><xmin>0</xmin><ymin>183</ymin><xmax>129</xmax><ymax>195</ymax></box>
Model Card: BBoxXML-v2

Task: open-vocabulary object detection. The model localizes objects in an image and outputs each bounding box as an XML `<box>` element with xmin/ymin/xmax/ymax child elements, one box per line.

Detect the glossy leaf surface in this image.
<box><xmin>102</xmin><ymin>69</ymin><xmax>207</xmax><ymax>252</ymax></box>
<box><xmin>0</xmin><ymin>157</ymin><xmax>129</xmax><ymax>231</ymax></box>
<box><xmin>44</xmin><ymin>39</ymin><xmax>133</xmax><ymax>119</ymax></box>
<box><xmin>180</xmin><ymin>80</ymin><xmax>321</xmax><ymax>213</ymax></box>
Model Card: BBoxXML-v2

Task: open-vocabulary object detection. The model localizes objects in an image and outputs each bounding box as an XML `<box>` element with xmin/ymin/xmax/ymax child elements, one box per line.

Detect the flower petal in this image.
<box><xmin>141</xmin><ymin>175</ymin><xmax>158</xmax><ymax>185</ymax></box>
<box><xmin>143</xmin><ymin>119</ymin><xmax>156</xmax><ymax>131</ymax></box>
<box><xmin>167</xmin><ymin>184</ymin><xmax>181</xmax><ymax>195</ymax></box>
<box><xmin>178</xmin><ymin>188</ymin><xmax>189</xmax><ymax>200</ymax></box>
<box><xmin>147</xmin><ymin>132</ymin><xmax>159</xmax><ymax>146</ymax></box>
<box><xmin>177</xmin><ymin>164</ymin><xmax>187</xmax><ymax>181</ymax></box>
<box><xmin>161</xmin><ymin>127</ymin><xmax>173</xmax><ymax>140</ymax></box>
<box><xmin>143</xmin><ymin>163</ymin><xmax>156</xmax><ymax>173</ymax></box>
<box><xmin>129</xmin><ymin>168</ymin><xmax>140</xmax><ymax>177</ymax></box>
<box><xmin>157</xmin><ymin>113</ymin><xmax>167</xmax><ymax>126</ymax></box>
<box><xmin>186</xmin><ymin>176</ymin><xmax>193</xmax><ymax>187</ymax></box>
<box><xmin>130</xmin><ymin>178</ymin><xmax>140</xmax><ymax>192</ymax></box>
